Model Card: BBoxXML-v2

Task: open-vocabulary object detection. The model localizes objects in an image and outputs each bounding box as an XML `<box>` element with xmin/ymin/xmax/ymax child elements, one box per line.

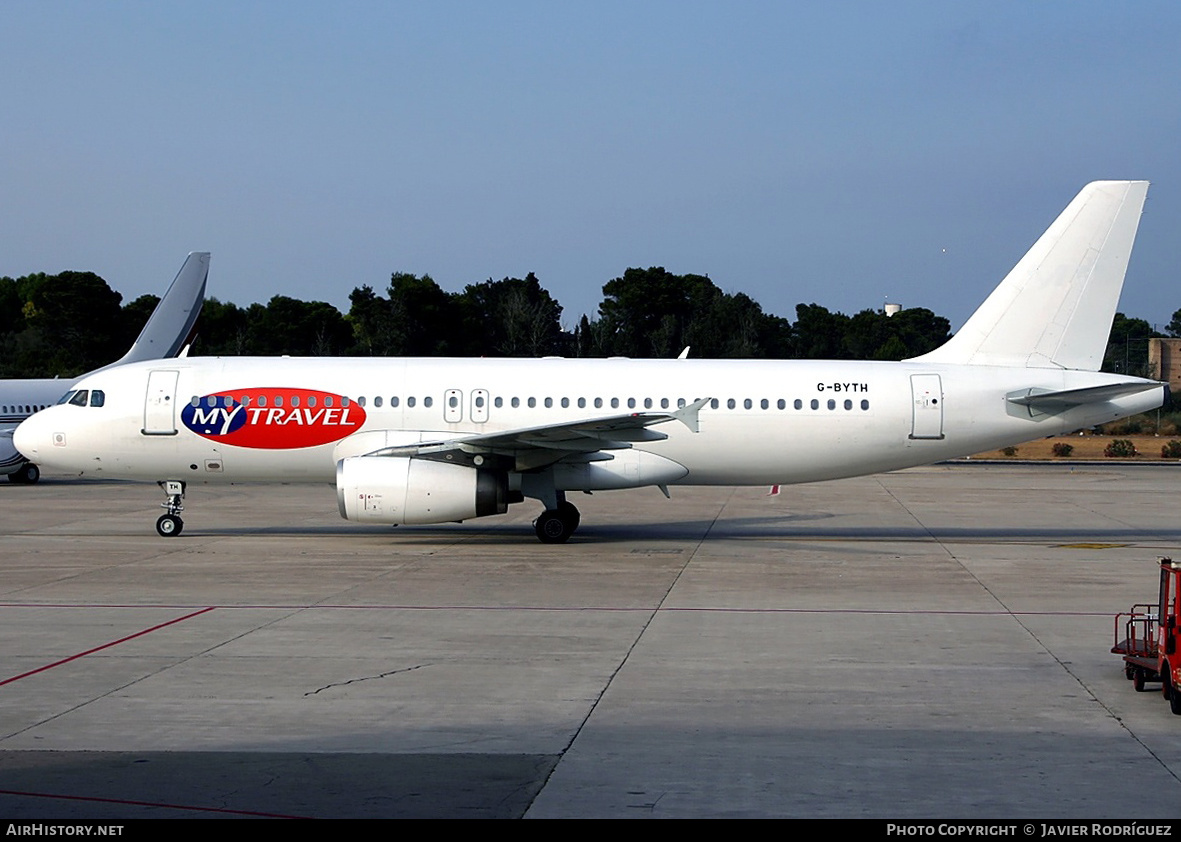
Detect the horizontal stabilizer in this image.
<box><xmin>1007</xmin><ymin>381</ymin><xmax>1163</xmax><ymax>409</ymax></box>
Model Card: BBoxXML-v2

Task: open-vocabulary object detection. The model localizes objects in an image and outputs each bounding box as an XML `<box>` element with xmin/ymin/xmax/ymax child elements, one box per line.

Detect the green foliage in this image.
<box><xmin>1104</xmin><ymin>439</ymin><xmax>1138</xmax><ymax>458</ymax></box>
<box><xmin>1051</xmin><ymin>442</ymin><xmax>1074</xmax><ymax>457</ymax></box>
<box><xmin>190</xmin><ymin>296</ymin><xmax>351</xmax><ymax>356</ymax></box>
<box><xmin>0</xmin><ymin>270</ymin><xmax>136</xmax><ymax>376</ymax></box>
<box><xmin>0</xmin><ymin>259</ymin><xmax>1173</xmax><ymax>371</ymax></box>
<box><xmin>1162</xmin><ymin>441</ymin><xmax>1181</xmax><ymax>459</ymax></box>
<box><xmin>1103</xmin><ymin>313</ymin><xmax>1163</xmax><ymax>377</ymax></box>
<box><xmin>459</xmin><ymin>273</ymin><xmax>565</xmax><ymax>356</ymax></box>
<box><xmin>1168</xmin><ymin>309</ymin><xmax>1181</xmax><ymax>339</ymax></box>
<box><xmin>594</xmin><ymin>267</ymin><xmax>791</xmax><ymax>358</ymax></box>
<box><xmin>1101</xmin><ymin>416</ymin><xmax>1144</xmax><ymax>435</ymax></box>
<box><xmin>191</xmin><ymin>297</ymin><xmax>249</xmax><ymax>355</ymax></box>
<box><xmin>841</xmin><ymin>306</ymin><xmax>951</xmax><ymax>360</ymax></box>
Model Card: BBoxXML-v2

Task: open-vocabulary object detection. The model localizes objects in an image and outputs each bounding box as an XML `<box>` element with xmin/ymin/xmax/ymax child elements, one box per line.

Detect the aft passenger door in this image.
<box><xmin>909</xmin><ymin>373</ymin><xmax>944</xmax><ymax>440</ymax></box>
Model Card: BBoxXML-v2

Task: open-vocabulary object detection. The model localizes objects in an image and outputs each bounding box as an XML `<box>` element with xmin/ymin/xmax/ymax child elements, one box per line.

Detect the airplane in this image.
<box><xmin>1</xmin><ymin>253</ymin><xmax>208</xmax><ymax>484</ymax></box>
<box><xmin>13</xmin><ymin>182</ymin><xmax>1165</xmax><ymax>542</ymax></box>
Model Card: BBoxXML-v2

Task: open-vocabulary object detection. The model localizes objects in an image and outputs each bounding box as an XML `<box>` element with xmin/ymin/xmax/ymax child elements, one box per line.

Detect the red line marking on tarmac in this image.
<box><xmin>0</xmin><ymin>606</ymin><xmax>216</xmax><ymax>687</ymax></box>
<box><xmin>0</xmin><ymin>787</ymin><xmax>310</xmax><ymax>819</ymax></box>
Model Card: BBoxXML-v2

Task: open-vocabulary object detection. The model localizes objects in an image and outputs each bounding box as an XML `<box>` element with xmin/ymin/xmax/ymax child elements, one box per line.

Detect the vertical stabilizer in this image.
<box><xmin>112</xmin><ymin>252</ymin><xmax>209</xmax><ymax>366</ymax></box>
<box><xmin>911</xmin><ymin>181</ymin><xmax>1148</xmax><ymax>370</ymax></box>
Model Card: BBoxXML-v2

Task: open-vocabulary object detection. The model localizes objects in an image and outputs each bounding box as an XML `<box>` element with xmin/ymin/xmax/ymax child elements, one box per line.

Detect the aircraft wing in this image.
<box><xmin>365</xmin><ymin>398</ymin><xmax>710</xmax><ymax>470</ymax></box>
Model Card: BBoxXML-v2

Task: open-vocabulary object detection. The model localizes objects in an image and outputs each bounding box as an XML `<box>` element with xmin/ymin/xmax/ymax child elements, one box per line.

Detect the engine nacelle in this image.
<box><xmin>336</xmin><ymin>456</ymin><xmax>508</xmax><ymax>524</ymax></box>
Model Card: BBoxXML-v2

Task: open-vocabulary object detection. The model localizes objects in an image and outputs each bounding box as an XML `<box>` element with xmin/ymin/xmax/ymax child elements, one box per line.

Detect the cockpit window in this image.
<box><xmin>90</xmin><ymin>390</ymin><xmax>105</xmax><ymax>407</ymax></box>
<box><xmin>68</xmin><ymin>390</ymin><xmax>89</xmax><ymax>407</ymax></box>
<box><xmin>57</xmin><ymin>390</ymin><xmax>77</xmax><ymax>406</ymax></box>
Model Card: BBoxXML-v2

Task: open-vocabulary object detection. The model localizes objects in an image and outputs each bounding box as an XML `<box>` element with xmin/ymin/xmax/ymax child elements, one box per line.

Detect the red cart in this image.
<box><xmin>1113</xmin><ymin>557</ymin><xmax>1181</xmax><ymax>714</ymax></box>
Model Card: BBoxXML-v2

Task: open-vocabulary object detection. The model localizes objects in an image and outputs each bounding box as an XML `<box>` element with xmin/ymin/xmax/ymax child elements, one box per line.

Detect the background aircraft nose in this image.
<box><xmin>13</xmin><ymin>414</ymin><xmax>44</xmax><ymax>459</ymax></box>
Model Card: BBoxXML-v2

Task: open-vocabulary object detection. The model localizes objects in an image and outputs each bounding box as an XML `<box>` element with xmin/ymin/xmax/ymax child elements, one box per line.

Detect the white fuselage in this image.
<box><xmin>14</xmin><ymin>355</ymin><xmax>1164</xmax><ymax>488</ymax></box>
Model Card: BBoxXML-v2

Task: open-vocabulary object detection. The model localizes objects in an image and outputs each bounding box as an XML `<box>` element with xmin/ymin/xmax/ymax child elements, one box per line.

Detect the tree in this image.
<box><xmin>385</xmin><ymin>272</ymin><xmax>462</xmax><ymax>355</ymax></box>
<box><xmin>191</xmin><ymin>297</ymin><xmax>249</xmax><ymax>355</ymax></box>
<box><xmin>0</xmin><ymin>271</ymin><xmax>125</xmax><ymax>376</ymax></box>
<box><xmin>243</xmin><ymin>296</ymin><xmax>352</xmax><ymax>356</ymax></box>
<box><xmin>458</xmin><ymin>273</ymin><xmax>565</xmax><ymax>356</ymax></box>
<box><xmin>1167</xmin><ymin>308</ymin><xmax>1181</xmax><ymax>338</ymax></box>
<box><xmin>594</xmin><ymin>267</ymin><xmax>791</xmax><ymax>358</ymax></box>
<box><xmin>121</xmin><ymin>294</ymin><xmax>161</xmax><ymax>348</ymax></box>
<box><xmin>792</xmin><ymin>303</ymin><xmax>851</xmax><ymax>359</ymax></box>
<box><xmin>1103</xmin><ymin>312</ymin><xmax>1161</xmax><ymax>376</ymax></box>
<box><xmin>347</xmin><ymin>285</ymin><xmax>398</xmax><ymax>356</ymax></box>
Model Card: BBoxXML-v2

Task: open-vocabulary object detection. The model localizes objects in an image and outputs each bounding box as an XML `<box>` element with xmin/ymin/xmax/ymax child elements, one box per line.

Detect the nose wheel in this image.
<box><xmin>156</xmin><ymin>514</ymin><xmax>183</xmax><ymax>537</ymax></box>
<box><xmin>156</xmin><ymin>480</ymin><xmax>186</xmax><ymax>538</ymax></box>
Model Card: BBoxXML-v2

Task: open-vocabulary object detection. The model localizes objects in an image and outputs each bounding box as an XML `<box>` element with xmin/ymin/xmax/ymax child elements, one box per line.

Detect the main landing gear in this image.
<box><xmin>156</xmin><ymin>480</ymin><xmax>186</xmax><ymax>537</ymax></box>
<box><xmin>533</xmin><ymin>495</ymin><xmax>580</xmax><ymax>544</ymax></box>
<box><xmin>7</xmin><ymin>462</ymin><xmax>40</xmax><ymax>484</ymax></box>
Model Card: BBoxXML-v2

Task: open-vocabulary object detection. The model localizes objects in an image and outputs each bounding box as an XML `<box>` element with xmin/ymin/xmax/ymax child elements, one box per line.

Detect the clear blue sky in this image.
<box><xmin>3</xmin><ymin>1</ymin><xmax>1179</xmax><ymax>331</ymax></box>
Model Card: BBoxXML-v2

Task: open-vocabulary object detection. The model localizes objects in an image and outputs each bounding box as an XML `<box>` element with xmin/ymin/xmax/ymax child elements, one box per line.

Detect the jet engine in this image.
<box><xmin>336</xmin><ymin>455</ymin><xmax>508</xmax><ymax>524</ymax></box>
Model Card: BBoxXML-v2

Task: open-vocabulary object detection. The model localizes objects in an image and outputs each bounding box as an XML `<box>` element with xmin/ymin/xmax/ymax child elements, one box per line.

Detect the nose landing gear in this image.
<box><xmin>156</xmin><ymin>480</ymin><xmax>186</xmax><ymax>537</ymax></box>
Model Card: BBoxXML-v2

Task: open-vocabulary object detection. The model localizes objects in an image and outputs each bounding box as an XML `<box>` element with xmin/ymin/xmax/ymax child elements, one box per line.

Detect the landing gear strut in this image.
<box><xmin>533</xmin><ymin>495</ymin><xmax>580</xmax><ymax>544</ymax></box>
<box><xmin>156</xmin><ymin>480</ymin><xmax>186</xmax><ymax>537</ymax></box>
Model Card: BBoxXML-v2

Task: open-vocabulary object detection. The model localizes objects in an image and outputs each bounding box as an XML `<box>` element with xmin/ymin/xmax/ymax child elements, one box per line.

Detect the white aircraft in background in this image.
<box><xmin>1</xmin><ymin>253</ymin><xmax>208</xmax><ymax>483</ymax></box>
<box><xmin>15</xmin><ymin>183</ymin><xmax>1164</xmax><ymax>542</ymax></box>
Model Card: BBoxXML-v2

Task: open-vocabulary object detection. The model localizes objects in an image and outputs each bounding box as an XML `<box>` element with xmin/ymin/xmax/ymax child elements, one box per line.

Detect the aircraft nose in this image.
<box><xmin>13</xmin><ymin>413</ymin><xmax>45</xmax><ymax>460</ymax></box>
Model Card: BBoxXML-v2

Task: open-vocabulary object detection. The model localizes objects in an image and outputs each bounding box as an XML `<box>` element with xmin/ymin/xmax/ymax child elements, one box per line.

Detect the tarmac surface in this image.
<box><xmin>2</xmin><ymin>463</ymin><xmax>1181</xmax><ymax>818</ymax></box>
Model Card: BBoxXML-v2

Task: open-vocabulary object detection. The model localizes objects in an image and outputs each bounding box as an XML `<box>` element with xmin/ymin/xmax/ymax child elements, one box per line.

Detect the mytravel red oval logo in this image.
<box><xmin>181</xmin><ymin>388</ymin><xmax>366</xmax><ymax>449</ymax></box>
